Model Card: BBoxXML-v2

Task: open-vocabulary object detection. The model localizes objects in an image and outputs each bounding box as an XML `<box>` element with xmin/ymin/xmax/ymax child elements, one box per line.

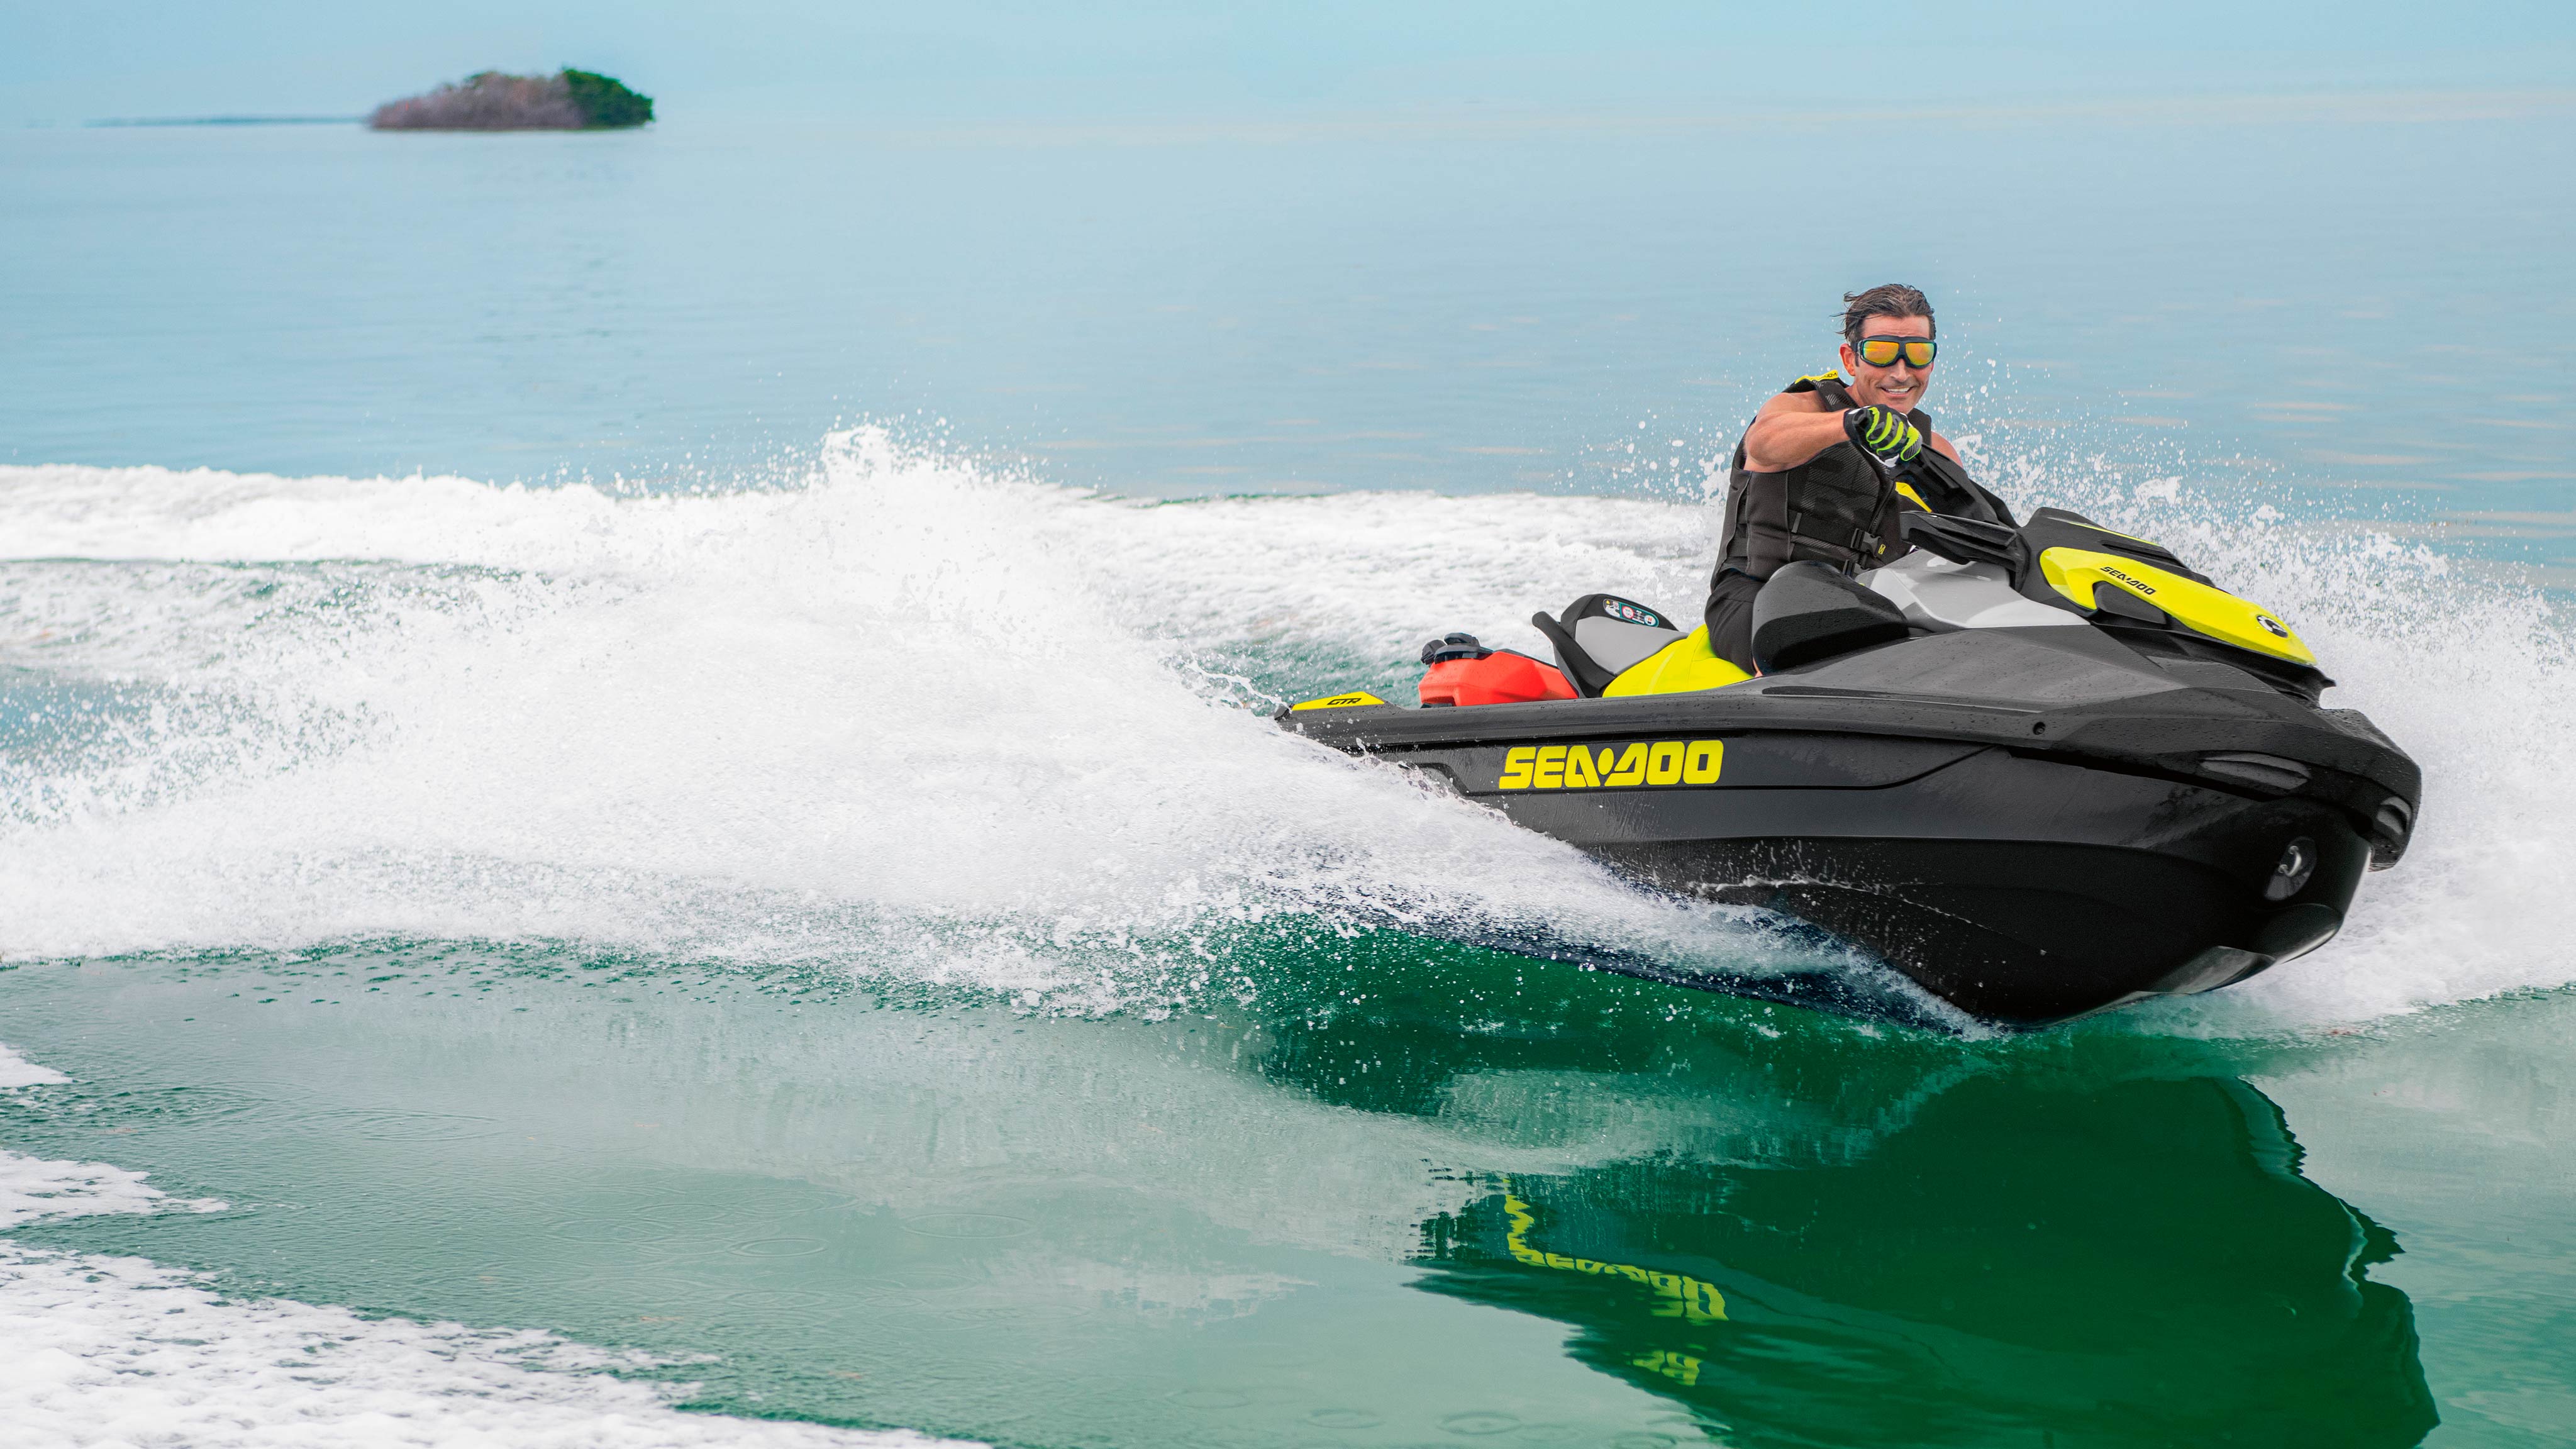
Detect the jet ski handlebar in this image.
<box><xmin>1898</xmin><ymin>511</ymin><xmax>2028</xmax><ymax>581</ymax></box>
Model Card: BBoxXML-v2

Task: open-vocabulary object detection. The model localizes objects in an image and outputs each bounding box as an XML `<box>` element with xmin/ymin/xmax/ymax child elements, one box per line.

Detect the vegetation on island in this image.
<box><xmin>560</xmin><ymin>70</ymin><xmax>653</xmax><ymax>129</ymax></box>
<box><xmin>369</xmin><ymin>69</ymin><xmax>653</xmax><ymax>131</ymax></box>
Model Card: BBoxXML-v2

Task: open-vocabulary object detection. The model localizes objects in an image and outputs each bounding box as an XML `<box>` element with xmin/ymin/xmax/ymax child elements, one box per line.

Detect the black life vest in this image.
<box><xmin>1716</xmin><ymin>372</ymin><xmax>1923</xmax><ymax>581</ymax></box>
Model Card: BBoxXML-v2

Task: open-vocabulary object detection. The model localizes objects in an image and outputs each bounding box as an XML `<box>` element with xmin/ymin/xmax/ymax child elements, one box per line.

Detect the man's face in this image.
<box><xmin>1838</xmin><ymin>313</ymin><xmax>1936</xmax><ymax>412</ymax></box>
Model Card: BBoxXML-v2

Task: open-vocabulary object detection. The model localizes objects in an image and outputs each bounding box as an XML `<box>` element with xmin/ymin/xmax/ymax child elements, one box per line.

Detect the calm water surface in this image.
<box><xmin>6</xmin><ymin>110</ymin><xmax>2573</xmax><ymax>570</ymax></box>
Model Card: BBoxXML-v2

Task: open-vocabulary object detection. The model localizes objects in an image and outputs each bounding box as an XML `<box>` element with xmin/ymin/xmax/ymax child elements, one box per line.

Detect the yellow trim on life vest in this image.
<box><xmin>1601</xmin><ymin>626</ymin><xmax>1754</xmax><ymax>697</ymax></box>
<box><xmin>1289</xmin><ymin>690</ymin><xmax>1388</xmax><ymax>711</ymax></box>
<box><xmin>2036</xmin><ymin>548</ymin><xmax>2316</xmax><ymax>666</ymax></box>
<box><xmin>1894</xmin><ymin>480</ymin><xmax>1931</xmax><ymax>511</ymax></box>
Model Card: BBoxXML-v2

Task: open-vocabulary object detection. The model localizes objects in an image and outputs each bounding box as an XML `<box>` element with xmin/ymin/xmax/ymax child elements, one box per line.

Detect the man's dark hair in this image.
<box><xmin>1841</xmin><ymin>284</ymin><xmax>1935</xmax><ymax>342</ymax></box>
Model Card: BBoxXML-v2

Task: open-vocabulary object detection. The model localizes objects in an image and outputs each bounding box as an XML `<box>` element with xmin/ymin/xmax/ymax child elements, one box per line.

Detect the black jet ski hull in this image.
<box><xmin>1280</xmin><ymin>626</ymin><xmax>2418</xmax><ymax>1027</ymax></box>
<box><xmin>1501</xmin><ymin>745</ymin><xmax>2365</xmax><ymax>1023</ymax></box>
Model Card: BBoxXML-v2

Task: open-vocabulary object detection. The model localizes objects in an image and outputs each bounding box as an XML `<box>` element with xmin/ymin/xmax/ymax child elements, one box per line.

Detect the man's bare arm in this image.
<box><xmin>1740</xmin><ymin>391</ymin><xmax>1846</xmax><ymax>472</ymax></box>
<box><xmin>1742</xmin><ymin>392</ymin><xmax>1965</xmax><ymax>472</ymax></box>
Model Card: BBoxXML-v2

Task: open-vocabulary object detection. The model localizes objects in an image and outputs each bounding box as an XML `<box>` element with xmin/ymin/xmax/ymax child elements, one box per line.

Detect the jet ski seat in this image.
<box><xmin>1750</xmin><ymin>562</ymin><xmax>1912</xmax><ymax>672</ymax></box>
<box><xmin>1531</xmin><ymin>594</ymin><xmax>1690</xmax><ymax>696</ymax></box>
<box><xmin>1533</xmin><ymin>594</ymin><xmax>1753</xmax><ymax>697</ymax></box>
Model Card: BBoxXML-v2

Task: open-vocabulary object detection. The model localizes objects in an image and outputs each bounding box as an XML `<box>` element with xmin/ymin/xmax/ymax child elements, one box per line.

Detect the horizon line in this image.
<box><xmin>82</xmin><ymin>115</ymin><xmax>362</xmax><ymax>128</ymax></box>
<box><xmin>17</xmin><ymin>83</ymin><xmax>2576</xmax><ymax>135</ymax></box>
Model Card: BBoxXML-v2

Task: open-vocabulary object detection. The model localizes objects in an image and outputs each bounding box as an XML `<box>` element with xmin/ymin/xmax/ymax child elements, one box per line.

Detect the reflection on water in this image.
<box><xmin>1</xmin><ymin>939</ymin><xmax>2437</xmax><ymax>1448</ymax></box>
<box><xmin>1236</xmin><ymin>943</ymin><xmax>2438</xmax><ymax>1448</ymax></box>
<box><xmin>1416</xmin><ymin>1079</ymin><xmax>2430</xmax><ymax>1446</ymax></box>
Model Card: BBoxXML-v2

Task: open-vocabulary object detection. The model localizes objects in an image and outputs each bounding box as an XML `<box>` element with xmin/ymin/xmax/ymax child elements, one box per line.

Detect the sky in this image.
<box><xmin>4</xmin><ymin>1</ymin><xmax>2574</xmax><ymax>125</ymax></box>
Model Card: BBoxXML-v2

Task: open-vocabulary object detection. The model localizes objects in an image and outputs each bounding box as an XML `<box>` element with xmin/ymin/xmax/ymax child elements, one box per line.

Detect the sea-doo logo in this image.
<box><xmin>1602</xmin><ymin>601</ymin><xmax>1665</xmax><ymax>628</ymax></box>
<box><xmin>2257</xmin><ymin>614</ymin><xmax>2289</xmax><ymax>638</ymax></box>
<box><xmin>1497</xmin><ymin>739</ymin><xmax>1722</xmax><ymax>790</ymax></box>
<box><xmin>2099</xmin><ymin>565</ymin><xmax>2158</xmax><ymax>596</ymax></box>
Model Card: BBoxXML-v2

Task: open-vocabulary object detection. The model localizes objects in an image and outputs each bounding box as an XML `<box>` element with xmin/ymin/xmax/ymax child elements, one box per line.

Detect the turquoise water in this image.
<box><xmin>3</xmin><ymin>105</ymin><xmax>2575</xmax><ymax>1446</ymax></box>
<box><xmin>7</xmin><ymin>108</ymin><xmax>2575</xmax><ymax>572</ymax></box>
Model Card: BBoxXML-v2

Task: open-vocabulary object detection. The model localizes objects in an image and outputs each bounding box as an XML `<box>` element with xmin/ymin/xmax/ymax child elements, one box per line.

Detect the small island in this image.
<box><xmin>369</xmin><ymin>69</ymin><xmax>653</xmax><ymax>131</ymax></box>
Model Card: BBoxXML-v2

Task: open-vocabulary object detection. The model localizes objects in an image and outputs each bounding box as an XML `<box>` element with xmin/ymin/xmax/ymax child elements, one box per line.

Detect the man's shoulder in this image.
<box><xmin>1760</xmin><ymin>377</ymin><xmax>1840</xmax><ymax>415</ymax></box>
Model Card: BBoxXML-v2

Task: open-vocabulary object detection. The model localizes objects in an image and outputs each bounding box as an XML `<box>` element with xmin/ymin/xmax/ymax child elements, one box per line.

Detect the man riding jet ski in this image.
<box><xmin>1275</xmin><ymin>292</ymin><xmax>2421</xmax><ymax>1028</ymax></box>
<box><xmin>1708</xmin><ymin>283</ymin><xmax>2008</xmax><ymax>671</ymax></box>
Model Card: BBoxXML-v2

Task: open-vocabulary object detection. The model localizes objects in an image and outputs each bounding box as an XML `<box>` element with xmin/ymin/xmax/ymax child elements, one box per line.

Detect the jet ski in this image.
<box><xmin>1275</xmin><ymin>501</ymin><xmax>2421</xmax><ymax>1027</ymax></box>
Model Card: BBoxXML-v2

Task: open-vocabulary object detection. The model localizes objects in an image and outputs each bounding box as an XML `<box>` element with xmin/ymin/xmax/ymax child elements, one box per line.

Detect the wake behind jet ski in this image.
<box><xmin>1275</xmin><ymin>502</ymin><xmax>2421</xmax><ymax>1028</ymax></box>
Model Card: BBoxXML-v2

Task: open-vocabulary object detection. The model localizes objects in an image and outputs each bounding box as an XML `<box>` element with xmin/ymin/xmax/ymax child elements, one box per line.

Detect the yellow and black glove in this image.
<box><xmin>1844</xmin><ymin>404</ymin><xmax>1924</xmax><ymax>465</ymax></box>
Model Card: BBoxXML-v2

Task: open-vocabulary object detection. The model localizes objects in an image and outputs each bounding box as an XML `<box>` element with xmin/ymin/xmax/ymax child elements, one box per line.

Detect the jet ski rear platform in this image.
<box><xmin>1276</xmin><ymin>510</ymin><xmax>2421</xmax><ymax>1028</ymax></box>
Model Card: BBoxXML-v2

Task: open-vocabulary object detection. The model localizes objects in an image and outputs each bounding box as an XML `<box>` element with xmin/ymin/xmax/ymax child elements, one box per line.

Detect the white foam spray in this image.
<box><xmin>0</xmin><ymin>433</ymin><xmax>2567</xmax><ymax>1028</ymax></box>
<box><xmin>0</xmin><ymin>436</ymin><xmax>1823</xmax><ymax>1015</ymax></box>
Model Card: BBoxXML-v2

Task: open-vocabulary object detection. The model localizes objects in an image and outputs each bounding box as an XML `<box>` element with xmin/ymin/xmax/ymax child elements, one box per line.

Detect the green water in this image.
<box><xmin>7</xmin><ymin>945</ymin><xmax>2569</xmax><ymax>1445</ymax></box>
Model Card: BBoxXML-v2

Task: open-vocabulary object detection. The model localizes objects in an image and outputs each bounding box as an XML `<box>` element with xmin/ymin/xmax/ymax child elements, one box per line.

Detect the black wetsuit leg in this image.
<box><xmin>1704</xmin><ymin>570</ymin><xmax>1762</xmax><ymax>673</ymax></box>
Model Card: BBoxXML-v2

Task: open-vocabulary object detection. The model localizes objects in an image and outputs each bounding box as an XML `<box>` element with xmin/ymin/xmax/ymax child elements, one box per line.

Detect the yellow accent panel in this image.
<box><xmin>1602</xmin><ymin>626</ymin><xmax>1754</xmax><ymax>697</ymax></box>
<box><xmin>1289</xmin><ymin>690</ymin><xmax>1387</xmax><ymax>711</ymax></box>
<box><xmin>2037</xmin><ymin>548</ymin><xmax>2316</xmax><ymax>665</ymax></box>
<box><xmin>1894</xmin><ymin>480</ymin><xmax>1931</xmax><ymax>511</ymax></box>
<box><xmin>1799</xmin><ymin>370</ymin><xmax>1843</xmax><ymax>384</ymax></box>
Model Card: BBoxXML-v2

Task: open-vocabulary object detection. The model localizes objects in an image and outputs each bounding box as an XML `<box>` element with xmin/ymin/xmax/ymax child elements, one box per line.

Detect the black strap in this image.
<box><xmin>1529</xmin><ymin>611</ymin><xmax>1616</xmax><ymax>697</ymax></box>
